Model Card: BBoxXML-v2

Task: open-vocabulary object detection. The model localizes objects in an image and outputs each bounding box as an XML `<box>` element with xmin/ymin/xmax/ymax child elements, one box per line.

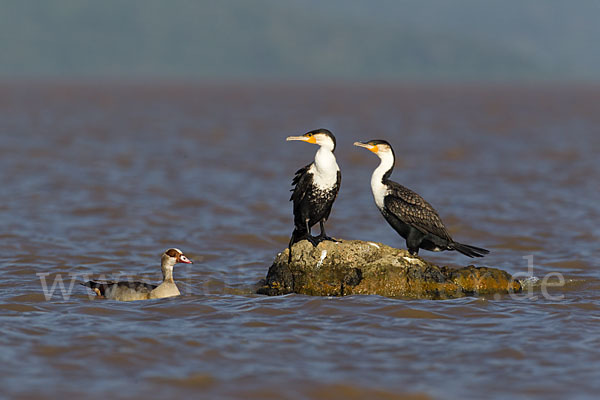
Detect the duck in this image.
<box><xmin>81</xmin><ymin>248</ymin><xmax>193</xmax><ymax>301</ymax></box>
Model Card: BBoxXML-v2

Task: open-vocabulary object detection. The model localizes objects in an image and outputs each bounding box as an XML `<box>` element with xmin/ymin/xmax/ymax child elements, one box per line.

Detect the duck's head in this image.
<box><xmin>162</xmin><ymin>248</ymin><xmax>193</xmax><ymax>267</ymax></box>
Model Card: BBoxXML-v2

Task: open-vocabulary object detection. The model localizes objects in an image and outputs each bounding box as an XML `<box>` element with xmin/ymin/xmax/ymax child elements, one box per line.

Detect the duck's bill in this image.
<box><xmin>179</xmin><ymin>255</ymin><xmax>193</xmax><ymax>264</ymax></box>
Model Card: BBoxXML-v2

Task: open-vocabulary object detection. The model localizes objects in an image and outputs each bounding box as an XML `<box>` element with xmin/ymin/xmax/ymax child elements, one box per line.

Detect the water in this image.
<box><xmin>1</xmin><ymin>82</ymin><xmax>599</xmax><ymax>399</ymax></box>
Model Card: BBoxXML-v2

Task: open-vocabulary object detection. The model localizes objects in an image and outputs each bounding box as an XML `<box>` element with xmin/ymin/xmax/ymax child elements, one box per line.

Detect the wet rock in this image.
<box><xmin>257</xmin><ymin>239</ymin><xmax>521</xmax><ymax>299</ymax></box>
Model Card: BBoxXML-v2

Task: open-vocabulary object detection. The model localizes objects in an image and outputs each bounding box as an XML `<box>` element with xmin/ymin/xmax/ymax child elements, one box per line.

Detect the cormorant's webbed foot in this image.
<box><xmin>316</xmin><ymin>220</ymin><xmax>336</xmax><ymax>243</ymax></box>
<box><xmin>315</xmin><ymin>234</ymin><xmax>335</xmax><ymax>243</ymax></box>
<box><xmin>305</xmin><ymin>235</ymin><xmax>319</xmax><ymax>247</ymax></box>
<box><xmin>408</xmin><ymin>248</ymin><xmax>419</xmax><ymax>256</ymax></box>
<box><xmin>293</xmin><ymin>233</ymin><xmax>320</xmax><ymax>247</ymax></box>
<box><xmin>401</xmin><ymin>248</ymin><xmax>422</xmax><ymax>264</ymax></box>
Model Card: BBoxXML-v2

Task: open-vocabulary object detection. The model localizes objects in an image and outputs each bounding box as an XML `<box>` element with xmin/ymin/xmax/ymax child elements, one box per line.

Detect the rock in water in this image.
<box><xmin>257</xmin><ymin>239</ymin><xmax>521</xmax><ymax>299</ymax></box>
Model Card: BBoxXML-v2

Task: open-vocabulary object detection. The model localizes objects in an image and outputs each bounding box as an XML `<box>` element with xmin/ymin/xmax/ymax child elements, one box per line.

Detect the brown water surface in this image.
<box><xmin>1</xmin><ymin>83</ymin><xmax>599</xmax><ymax>399</ymax></box>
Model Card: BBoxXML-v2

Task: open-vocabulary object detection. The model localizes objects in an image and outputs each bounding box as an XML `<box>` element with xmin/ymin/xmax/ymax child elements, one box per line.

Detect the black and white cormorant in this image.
<box><xmin>354</xmin><ymin>140</ymin><xmax>489</xmax><ymax>258</ymax></box>
<box><xmin>286</xmin><ymin>129</ymin><xmax>341</xmax><ymax>260</ymax></box>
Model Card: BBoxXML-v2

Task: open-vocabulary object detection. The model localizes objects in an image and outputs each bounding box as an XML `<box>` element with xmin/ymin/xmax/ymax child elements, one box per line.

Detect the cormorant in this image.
<box><xmin>286</xmin><ymin>129</ymin><xmax>341</xmax><ymax>260</ymax></box>
<box><xmin>354</xmin><ymin>140</ymin><xmax>489</xmax><ymax>258</ymax></box>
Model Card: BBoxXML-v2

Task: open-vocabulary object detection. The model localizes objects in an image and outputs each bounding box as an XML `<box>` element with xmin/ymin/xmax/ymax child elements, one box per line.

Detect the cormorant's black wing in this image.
<box><xmin>290</xmin><ymin>163</ymin><xmax>313</xmax><ymax>211</ymax></box>
<box><xmin>322</xmin><ymin>170</ymin><xmax>342</xmax><ymax>220</ymax></box>
<box><xmin>383</xmin><ymin>181</ymin><xmax>453</xmax><ymax>241</ymax></box>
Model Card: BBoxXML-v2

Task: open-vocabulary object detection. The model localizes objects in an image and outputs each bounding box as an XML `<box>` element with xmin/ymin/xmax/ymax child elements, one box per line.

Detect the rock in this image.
<box><xmin>256</xmin><ymin>239</ymin><xmax>521</xmax><ymax>299</ymax></box>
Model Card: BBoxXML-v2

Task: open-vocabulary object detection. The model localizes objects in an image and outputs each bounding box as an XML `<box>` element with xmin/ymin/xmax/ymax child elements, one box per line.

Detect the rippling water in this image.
<box><xmin>1</xmin><ymin>83</ymin><xmax>599</xmax><ymax>399</ymax></box>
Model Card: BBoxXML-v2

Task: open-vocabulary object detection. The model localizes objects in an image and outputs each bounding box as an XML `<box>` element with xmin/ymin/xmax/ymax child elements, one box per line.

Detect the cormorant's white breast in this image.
<box><xmin>287</xmin><ymin>129</ymin><xmax>339</xmax><ymax>190</ymax></box>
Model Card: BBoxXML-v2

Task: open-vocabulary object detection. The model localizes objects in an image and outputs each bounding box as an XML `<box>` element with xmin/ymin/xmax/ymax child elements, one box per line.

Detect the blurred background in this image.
<box><xmin>2</xmin><ymin>0</ymin><xmax>600</xmax><ymax>82</ymax></box>
<box><xmin>2</xmin><ymin>2</ymin><xmax>600</xmax><ymax>400</ymax></box>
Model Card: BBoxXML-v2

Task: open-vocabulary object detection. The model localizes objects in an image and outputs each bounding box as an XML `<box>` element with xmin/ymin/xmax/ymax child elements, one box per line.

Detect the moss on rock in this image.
<box><xmin>257</xmin><ymin>239</ymin><xmax>521</xmax><ymax>299</ymax></box>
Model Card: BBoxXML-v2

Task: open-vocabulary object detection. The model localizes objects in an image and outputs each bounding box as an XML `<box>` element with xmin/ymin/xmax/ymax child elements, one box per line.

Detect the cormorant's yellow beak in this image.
<box><xmin>287</xmin><ymin>135</ymin><xmax>317</xmax><ymax>144</ymax></box>
<box><xmin>353</xmin><ymin>141</ymin><xmax>378</xmax><ymax>153</ymax></box>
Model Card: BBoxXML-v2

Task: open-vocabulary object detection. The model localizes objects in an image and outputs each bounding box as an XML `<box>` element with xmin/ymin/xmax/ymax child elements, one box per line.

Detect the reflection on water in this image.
<box><xmin>0</xmin><ymin>83</ymin><xmax>599</xmax><ymax>399</ymax></box>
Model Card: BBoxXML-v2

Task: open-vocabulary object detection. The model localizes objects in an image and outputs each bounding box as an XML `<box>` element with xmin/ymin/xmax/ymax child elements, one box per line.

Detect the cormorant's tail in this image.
<box><xmin>450</xmin><ymin>242</ymin><xmax>490</xmax><ymax>258</ymax></box>
<box><xmin>289</xmin><ymin>227</ymin><xmax>307</xmax><ymax>247</ymax></box>
<box><xmin>288</xmin><ymin>227</ymin><xmax>321</xmax><ymax>263</ymax></box>
<box><xmin>288</xmin><ymin>228</ymin><xmax>306</xmax><ymax>263</ymax></box>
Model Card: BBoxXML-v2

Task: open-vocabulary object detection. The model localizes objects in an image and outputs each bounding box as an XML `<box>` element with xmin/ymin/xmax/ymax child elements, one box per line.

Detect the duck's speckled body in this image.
<box><xmin>82</xmin><ymin>248</ymin><xmax>192</xmax><ymax>301</ymax></box>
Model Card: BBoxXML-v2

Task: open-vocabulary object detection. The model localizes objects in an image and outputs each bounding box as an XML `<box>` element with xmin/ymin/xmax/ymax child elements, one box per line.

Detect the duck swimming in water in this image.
<box><xmin>81</xmin><ymin>248</ymin><xmax>192</xmax><ymax>301</ymax></box>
